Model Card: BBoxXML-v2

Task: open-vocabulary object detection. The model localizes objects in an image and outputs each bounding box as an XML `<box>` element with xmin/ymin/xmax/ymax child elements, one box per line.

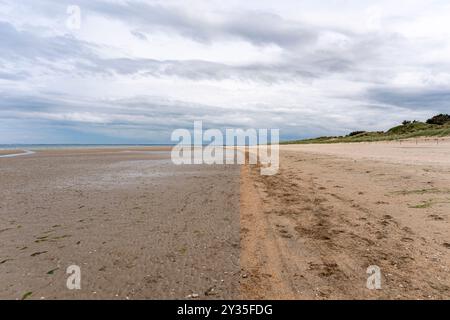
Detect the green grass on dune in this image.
<box><xmin>282</xmin><ymin>122</ymin><xmax>450</xmax><ymax>145</ymax></box>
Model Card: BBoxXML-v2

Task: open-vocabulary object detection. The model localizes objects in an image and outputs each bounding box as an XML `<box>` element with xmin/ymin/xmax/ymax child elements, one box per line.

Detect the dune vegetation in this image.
<box><xmin>283</xmin><ymin>114</ymin><xmax>450</xmax><ymax>144</ymax></box>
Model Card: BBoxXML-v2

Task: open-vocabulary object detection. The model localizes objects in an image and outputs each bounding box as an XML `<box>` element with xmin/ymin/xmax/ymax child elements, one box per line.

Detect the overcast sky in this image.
<box><xmin>1</xmin><ymin>0</ymin><xmax>450</xmax><ymax>143</ymax></box>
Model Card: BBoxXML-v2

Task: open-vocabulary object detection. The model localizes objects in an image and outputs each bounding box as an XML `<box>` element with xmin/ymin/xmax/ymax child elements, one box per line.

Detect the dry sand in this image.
<box><xmin>240</xmin><ymin>139</ymin><xmax>450</xmax><ymax>299</ymax></box>
<box><xmin>0</xmin><ymin>148</ymin><xmax>240</xmax><ymax>300</ymax></box>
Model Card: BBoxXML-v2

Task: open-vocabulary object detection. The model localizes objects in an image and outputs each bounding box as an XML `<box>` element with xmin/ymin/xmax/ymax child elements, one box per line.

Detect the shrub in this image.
<box><xmin>426</xmin><ymin>114</ymin><xmax>450</xmax><ymax>125</ymax></box>
<box><xmin>348</xmin><ymin>131</ymin><xmax>366</xmax><ymax>137</ymax></box>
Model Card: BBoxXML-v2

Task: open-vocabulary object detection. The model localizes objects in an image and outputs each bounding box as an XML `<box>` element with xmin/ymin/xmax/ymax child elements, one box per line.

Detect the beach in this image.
<box><xmin>0</xmin><ymin>147</ymin><xmax>240</xmax><ymax>299</ymax></box>
<box><xmin>1</xmin><ymin>141</ymin><xmax>449</xmax><ymax>299</ymax></box>
<box><xmin>241</xmin><ymin>139</ymin><xmax>450</xmax><ymax>299</ymax></box>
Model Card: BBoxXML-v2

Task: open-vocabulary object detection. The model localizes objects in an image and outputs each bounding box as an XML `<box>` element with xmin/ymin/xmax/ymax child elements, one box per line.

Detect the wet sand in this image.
<box><xmin>0</xmin><ymin>150</ymin><xmax>32</xmax><ymax>158</ymax></box>
<box><xmin>0</xmin><ymin>148</ymin><xmax>240</xmax><ymax>299</ymax></box>
<box><xmin>241</xmin><ymin>139</ymin><xmax>450</xmax><ymax>299</ymax></box>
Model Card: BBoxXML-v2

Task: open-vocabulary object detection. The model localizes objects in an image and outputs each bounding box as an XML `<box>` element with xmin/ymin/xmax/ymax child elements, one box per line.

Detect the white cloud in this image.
<box><xmin>0</xmin><ymin>0</ymin><xmax>449</xmax><ymax>143</ymax></box>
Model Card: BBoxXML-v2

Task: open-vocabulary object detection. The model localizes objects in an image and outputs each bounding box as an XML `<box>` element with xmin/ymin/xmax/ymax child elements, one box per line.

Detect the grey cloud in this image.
<box><xmin>21</xmin><ymin>0</ymin><xmax>326</xmax><ymax>50</ymax></box>
<box><xmin>130</xmin><ymin>30</ymin><xmax>147</xmax><ymax>41</ymax></box>
<box><xmin>0</xmin><ymin>0</ymin><xmax>425</xmax><ymax>85</ymax></box>
<box><xmin>0</xmin><ymin>71</ymin><xmax>29</xmax><ymax>80</ymax></box>
<box><xmin>0</xmin><ymin>93</ymin><xmax>64</xmax><ymax>112</ymax></box>
<box><xmin>0</xmin><ymin>92</ymin><xmax>428</xmax><ymax>143</ymax></box>
<box><xmin>217</xmin><ymin>11</ymin><xmax>318</xmax><ymax>47</ymax></box>
<box><xmin>63</xmin><ymin>0</ymin><xmax>320</xmax><ymax>47</ymax></box>
<box><xmin>0</xmin><ymin>3</ymin><xmax>381</xmax><ymax>84</ymax></box>
<box><xmin>0</xmin><ymin>21</ymin><xmax>319</xmax><ymax>83</ymax></box>
<box><xmin>94</xmin><ymin>58</ymin><xmax>316</xmax><ymax>83</ymax></box>
<box><xmin>0</xmin><ymin>92</ymin><xmax>305</xmax><ymax>135</ymax></box>
<box><xmin>367</xmin><ymin>87</ymin><xmax>450</xmax><ymax>112</ymax></box>
<box><xmin>0</xmin><ymin>22</ymin><xmax>92</xmax><ymax>61</ymax></box>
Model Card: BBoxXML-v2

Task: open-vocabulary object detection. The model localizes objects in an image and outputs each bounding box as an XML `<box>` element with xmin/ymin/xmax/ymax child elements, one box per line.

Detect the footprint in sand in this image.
<box><xmin>276</xmin><ymin>225</ymin><xmax>293</xmax><ymax>239</ymax></box>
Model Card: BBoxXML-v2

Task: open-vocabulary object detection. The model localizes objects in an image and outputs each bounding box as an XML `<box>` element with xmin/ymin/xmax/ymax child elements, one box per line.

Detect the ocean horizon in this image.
<box><xmin>0</xmin><ymin>144</ymin><xmax>174</xmax><ymax>150</ymax></box>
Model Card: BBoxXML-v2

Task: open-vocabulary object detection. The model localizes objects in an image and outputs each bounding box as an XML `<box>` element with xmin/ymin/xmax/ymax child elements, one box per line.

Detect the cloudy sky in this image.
<box><xmin>1</xmin><ymin>0</ymin><xmax>450</xmax><ymax>144</ymax></box>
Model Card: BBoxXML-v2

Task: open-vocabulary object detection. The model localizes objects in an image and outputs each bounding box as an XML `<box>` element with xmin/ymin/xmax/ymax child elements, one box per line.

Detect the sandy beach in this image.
<box><xmin>1</xmin><ymin>141</ymin><xmax>449</xmax><ymax>300</ymax></box>
<box><xmin>241</xmin><ymin>139</ymin><xmax>450</xmax><ymax>299</ymax></box>
<box><xmin>0</xmin><ymin>147</ymin><xmax>240</xmax><ymax>299</ymax></box>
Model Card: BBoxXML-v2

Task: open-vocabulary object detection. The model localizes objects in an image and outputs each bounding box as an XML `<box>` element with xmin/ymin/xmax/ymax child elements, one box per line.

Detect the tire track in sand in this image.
<box><xmin>239</xmin><ymin>164</ymin><xmax>297</xmax><ymax>299</ymax></box>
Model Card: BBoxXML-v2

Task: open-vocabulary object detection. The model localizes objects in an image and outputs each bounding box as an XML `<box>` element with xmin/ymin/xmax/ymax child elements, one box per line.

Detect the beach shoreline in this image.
<box><xmin>0</xmin><ymin>150</ymin><xmax>34</xmax><ymax>158</ymax></box>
